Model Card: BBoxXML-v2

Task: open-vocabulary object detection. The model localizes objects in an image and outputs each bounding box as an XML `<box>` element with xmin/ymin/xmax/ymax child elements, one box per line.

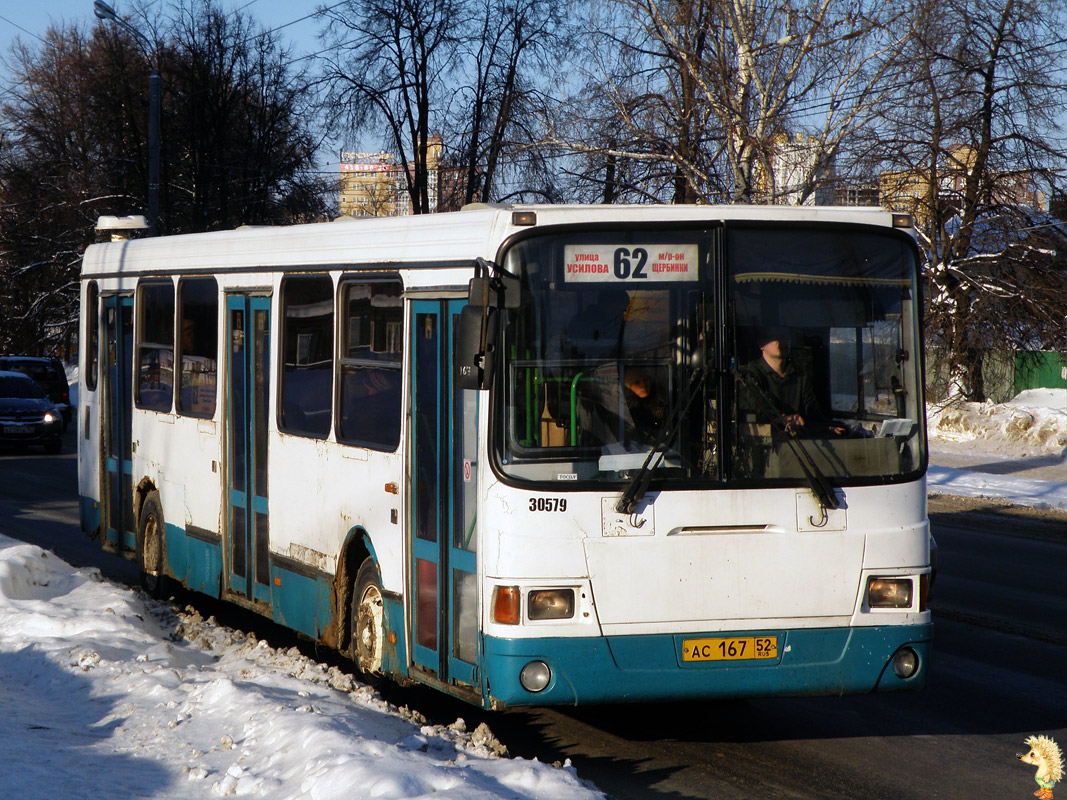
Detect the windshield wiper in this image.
<box><xmin>733</xmin><ymin>370</ymin><xmax>841</xmax><ymax>512</ymax></box>
<box><xmin>615</xmin><ymin>367</ymin><xmax>708</xmax><ymax>515</ymax></box>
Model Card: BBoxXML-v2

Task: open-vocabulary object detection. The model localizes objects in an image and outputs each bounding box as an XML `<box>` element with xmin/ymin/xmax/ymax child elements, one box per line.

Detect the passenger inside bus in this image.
<box><xmin>622</xmin><ymin>366</ymin><xmax>666</xmax><ymax>435</ymax></box>
<box><xmin>569</xmin><ymin>363</ymin><xmax>668</xmax><ymax>449</ymax></box>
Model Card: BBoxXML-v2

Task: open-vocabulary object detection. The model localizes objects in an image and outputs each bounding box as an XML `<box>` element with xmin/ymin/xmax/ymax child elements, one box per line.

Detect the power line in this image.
<box><xmin>240</xmin><ymin>0</ymin><xmax>350</xmax><ymax>47</ymax></box>
<box><xmin>0</xmin><ymin>13</ymin><xmax>49</xmax><ymax>45</ymax></box>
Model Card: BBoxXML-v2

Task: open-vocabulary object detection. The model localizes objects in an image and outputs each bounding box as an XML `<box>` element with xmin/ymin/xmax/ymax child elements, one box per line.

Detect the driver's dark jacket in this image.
<box><xmin>739</xmin><ymin>357</ymin><xmax>825</xmax><ymax>426</ymax></box>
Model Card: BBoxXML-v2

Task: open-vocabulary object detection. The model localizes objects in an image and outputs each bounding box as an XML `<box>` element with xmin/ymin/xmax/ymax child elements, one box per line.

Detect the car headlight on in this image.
<box><xmin>527</xmin><ymin>589</ymin><xmax>575</xmax><ymax>620</ymax></box>
<box><xmin>867</xmin><ymin>577</ymin><xmax>913</xmax><ymax>609</ymax></box>
<box><xmin>43</xmin><ymin>411</ymin><xmax>57</xmax><ymax>424</ymax></box>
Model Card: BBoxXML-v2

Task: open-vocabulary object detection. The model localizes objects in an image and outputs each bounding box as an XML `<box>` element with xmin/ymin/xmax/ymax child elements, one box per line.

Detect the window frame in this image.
<box><xmin>335</xmin><ymin>275</ymin><xmax>405</xmax><ymax>451</ymax></box>
<box><xmin>175</xmin><ymin>276</ymin><xmax>219</xmax><ymax>419</ymax></box>
<box><xmin>85</xmin><ymin>281</ymin><xmax>99</xmax><ymax>392</ymax></box>
<box><xmin>135</xmin><ymin>279</ymin><xmax>176</xmax><ymax>413</ymax></box>
<box><xmin>278</xmin><ymin>273</ymin><xmax>335</xmax><ymax>440</ymax></box>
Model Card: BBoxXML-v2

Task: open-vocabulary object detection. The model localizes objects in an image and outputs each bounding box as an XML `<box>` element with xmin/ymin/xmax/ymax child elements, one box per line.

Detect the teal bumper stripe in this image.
<box><xmin>482</xmin><ymin>624</ymin><xmax>932</xmax><ymax>707</ymax></box>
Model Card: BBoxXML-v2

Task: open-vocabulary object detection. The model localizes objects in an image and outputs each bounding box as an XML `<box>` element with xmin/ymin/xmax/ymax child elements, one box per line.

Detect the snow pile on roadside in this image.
<box><xmin>927</xmin><ymin>389</ymin><xmax>1067</xmax><ymax>456</ymax></box>
<box><xmin>925</xmin><ymin>389</ymin><xmax>1067</xmax><ymax>510</ymax></box>
<box><xmin>0</xmin><ymin>535</ymin><xmax>604</xmax><ymax>800</ymax></box>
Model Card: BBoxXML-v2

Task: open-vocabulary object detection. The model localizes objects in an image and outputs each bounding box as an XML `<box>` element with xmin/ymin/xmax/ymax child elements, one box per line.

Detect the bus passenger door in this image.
<box><xmin>102</xmin><ymin>295</ymin><xmax>134</xmax><ymax>550</ymax></box>
<box><xmin>410</xmin><ymin>300</ymin><xmax>479</xmax><ymax>687</ymax></box>
<box><xmin>225</xmin><ymin>294</ymin><xmax>271</xmax><ymax>604</ymax></box>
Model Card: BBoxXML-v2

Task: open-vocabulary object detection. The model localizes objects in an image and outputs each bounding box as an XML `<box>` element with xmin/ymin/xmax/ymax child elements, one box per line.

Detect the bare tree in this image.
<box><xmin>317</xmin><ymin>0</ymin><xmax>463</xmax><ymax>214</ymax></box>
<box><xmin>873</xmin><ymin>0</ymin><xmax>1067</xmax><ymax>400</ymax></box>
<box><xmin>0</xmin><ymin>3</ymin><xmax>325</xmax><ymax>355</ymax></box>
<box><xmin>443</xmin><ymin>0</ymin><xmax>564</xmax><ymax>204</ymax></box>
<box><xmin>542</xmin><ymin>0</ymin><xmax>722</xmax><ymax>203</ymax></box>
<box><xmin>553</xmin><ymin>0</ymin><xmax>908</xmax><ymax>204</ymax></box>
<box><xmin>166</xmin><ymin>3</ymin><xmax>325</xmax><ymax>231</ymax></box>
<box><xmin>0</xmin><ymin>25</ymin><xmax>147</xmax><ymax>354</ymax></box>
<box><xmin>317</xmin><ymin>0</ymin><xmax>565</xmax><ymax>210</ymax></box>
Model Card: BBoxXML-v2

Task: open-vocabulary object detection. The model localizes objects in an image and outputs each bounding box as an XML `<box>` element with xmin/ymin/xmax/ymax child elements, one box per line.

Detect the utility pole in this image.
<box><xmin>93</xmin><ymin>0</ymin><xmax>160</xmax><ymax>236</ymax></box>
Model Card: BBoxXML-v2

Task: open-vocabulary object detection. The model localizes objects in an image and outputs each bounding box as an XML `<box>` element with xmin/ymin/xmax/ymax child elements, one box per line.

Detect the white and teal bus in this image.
<box><xmin>78</xmin><ymin>204</ymin><xmax>932</xmax><ymax>708</ymax></box>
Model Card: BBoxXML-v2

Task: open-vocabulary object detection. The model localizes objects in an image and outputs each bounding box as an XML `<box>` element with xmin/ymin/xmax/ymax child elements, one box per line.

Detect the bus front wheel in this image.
<box><xmin>137</xmin><ymin>491</ymin><xmax>168</xmax><ymax>599</ymax></box>
<box><xmin>351</xmin><ymin>558</ymin><xmax>385</xmax><ymax>680</ymax></box>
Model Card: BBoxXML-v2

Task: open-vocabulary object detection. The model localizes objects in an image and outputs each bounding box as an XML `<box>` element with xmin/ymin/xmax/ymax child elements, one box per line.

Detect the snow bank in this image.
<box><xmin>0</xmin><ymin>536</ymin><xmax>604</xmax><ymax>799</ymax></box>
<box><xmin>927</xmin><ymin>389</ymin><xmax>1067</xmax><ymax>455</ymax></box>
<box><xmin>925</xmin><ymin>389</ymin><xmax>1067</xmax><ymax>509</ymax></box>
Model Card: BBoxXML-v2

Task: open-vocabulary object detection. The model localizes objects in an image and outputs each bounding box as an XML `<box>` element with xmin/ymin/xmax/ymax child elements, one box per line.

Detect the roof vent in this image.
<box><xmin>460</xmin><ymin>202</ymin><xmax>508</xmax><ymax>212</ymax></box>
<box><xmin>96</xmin><ymin>215</ymin><xmax>149</xmax><ymax>241</ymax></box>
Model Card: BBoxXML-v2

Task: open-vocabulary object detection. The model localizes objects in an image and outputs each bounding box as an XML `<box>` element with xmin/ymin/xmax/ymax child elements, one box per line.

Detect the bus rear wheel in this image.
<box><xmin>137</xmin><ymin>491</ymin><xmax>168</xmax><ymax>599</ymax></box>
<box><xmin>351</xmin><ymin>558</ymin><xmax>385</xmax><ymax>681</ymax></box>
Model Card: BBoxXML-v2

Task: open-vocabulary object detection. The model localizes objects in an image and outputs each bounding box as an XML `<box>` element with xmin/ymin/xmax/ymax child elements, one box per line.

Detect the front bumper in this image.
<box><xmin>483</xmin><ymin>623</ymin><xmax>932</xmax><ymax>707</ymax></box>
<box><xmin>0</xmin><ymin>419</ymin><xmax>63</xmax><ymax>446</ymax></box>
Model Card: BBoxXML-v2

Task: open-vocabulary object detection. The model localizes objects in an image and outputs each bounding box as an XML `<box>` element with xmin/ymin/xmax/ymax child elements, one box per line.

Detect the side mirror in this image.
<box><xmin>468</xmin><ymin>273</ymin><xmax>521</xmax><ymax>309</ymax></box>
<box><xmin>456</xmin><ymin>266</ymin><xmax>518</xmax><ymax>391</ymax></box>
<box><xmin>455</xmin><ymin>304</ymin><xmax>498</xmax><ymax>390</ymax></box>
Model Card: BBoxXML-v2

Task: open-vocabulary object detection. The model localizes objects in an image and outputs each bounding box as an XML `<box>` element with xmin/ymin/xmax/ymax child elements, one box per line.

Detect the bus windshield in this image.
<box><xmin>497</xmin><ymin>224</ymin><xmax>925</xmax><ymax>487</ymax></box>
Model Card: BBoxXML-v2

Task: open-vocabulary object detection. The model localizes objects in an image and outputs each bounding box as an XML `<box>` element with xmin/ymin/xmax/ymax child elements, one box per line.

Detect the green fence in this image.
<box><xmin>1014</xmin><ymin>351</ymin><xmax>1067</xmax><ymax>396</ymax></box>
<box><xmin>924</xmin><ymin>348</ymin><xmax>1067</xmax><ymax>403</ymax></box>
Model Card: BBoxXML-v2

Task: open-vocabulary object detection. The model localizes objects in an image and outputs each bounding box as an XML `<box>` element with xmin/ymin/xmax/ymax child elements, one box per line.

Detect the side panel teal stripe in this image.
<box><xmin>79</xmin><ymin>496</ymin><xmax>101</xmax><ymax>538</ymax></box>
<box><xmin>271</xmin><ymin>566</ymin><xmax>319</xmax><ymax>638</ymax></box>
<box><xmin>164</xmin><ymin>522</ymin><xmax>188</xmax><ymax>584</ymax></box>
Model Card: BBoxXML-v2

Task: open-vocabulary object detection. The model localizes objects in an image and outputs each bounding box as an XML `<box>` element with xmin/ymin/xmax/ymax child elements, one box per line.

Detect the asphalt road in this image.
<box><xmin>0</xmin><ymin>425</ymin><xmax>138</xmax><ymax>585</ymax></box>
<box><xmin>1</xmin><ymin>427</ymin><xmax>1064</xmax><ymax>799</ymax></box>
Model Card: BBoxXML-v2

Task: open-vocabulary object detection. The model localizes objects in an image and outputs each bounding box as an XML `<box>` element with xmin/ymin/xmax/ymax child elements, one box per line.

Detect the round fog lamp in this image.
<box><xmin>519</xmin><ymin>660</ymin><xmax>552</xmax><ymax>693</ymax></box>
<box><xmin>892</xmin><ymin>647</ymin><xmax>919</xmax><ymax>679</ymax></box>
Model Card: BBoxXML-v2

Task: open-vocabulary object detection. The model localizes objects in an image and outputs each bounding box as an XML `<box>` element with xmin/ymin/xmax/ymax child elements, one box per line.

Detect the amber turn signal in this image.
<box><xmin>493</xmin><ymin>585</ymin><xmax>521</xmax><ymax>624</ymax></box>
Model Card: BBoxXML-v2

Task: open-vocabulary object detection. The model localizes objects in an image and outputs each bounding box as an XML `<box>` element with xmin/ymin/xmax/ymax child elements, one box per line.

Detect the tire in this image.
<box><xmin>350</xmin><ymin>558</ymin><xmax>386</xmax><ymax>682</ymax></box>
<box><xmin>137</xmin><ymin>491</ymin><xmax>169</xmax><ymax>599</ymax></box>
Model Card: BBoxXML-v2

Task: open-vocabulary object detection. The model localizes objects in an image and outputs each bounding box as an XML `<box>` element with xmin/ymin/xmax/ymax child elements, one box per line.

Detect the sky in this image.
<box><xmin>1</xmin><ymin>380</ymin><xmax>1065</xmax><ymax>797</ymax></box>
<box><xmin>0</xmin><ymin>0</ymin><xmax>325</xmax><ymax>65</ymax></box>
<box><xmin>0</xmin><ymin>0</ymin><xmax>344</xmax><ymax>167</ymax></box>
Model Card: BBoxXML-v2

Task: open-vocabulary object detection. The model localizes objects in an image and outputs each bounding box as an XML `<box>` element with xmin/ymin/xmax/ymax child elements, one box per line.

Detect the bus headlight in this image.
<box><xmin>519</xmin><ymin>660</ymin><xmax>552</xmax><ymax>692</ymax></box>
<box><xmin>868</xmin><ymin>577</ymin><xmax>913</xmax><ymax>609</ymax></box>
<box><xmin>527</xmin><ymin>589</ymin><xmax>575</xmax><ymax>620</ymax></box>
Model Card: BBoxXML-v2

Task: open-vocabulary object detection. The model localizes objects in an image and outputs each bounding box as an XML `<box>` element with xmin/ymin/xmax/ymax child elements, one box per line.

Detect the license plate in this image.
<box><xmin>682</xmin><ymin>636</ymin><xmax>779</xmax><ymax>662</ymax></box>
<box><xmin>3</xmin><ymin>426</ymin><xmax>31</xmax><ymax>434</ymax></box>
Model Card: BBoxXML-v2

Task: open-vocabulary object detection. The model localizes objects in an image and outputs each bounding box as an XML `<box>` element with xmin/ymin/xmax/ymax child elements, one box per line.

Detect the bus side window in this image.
<box><xmin>136</xmin><ymin>280</ymin><xmax>175</xmax><ymax>412</ymax></box>
<box><xmin>338</xmin><ymin>279</ymin><xmax>403</xmax><ymax>451</ymax></box>
<box><xmin>86</xmin><ymin>281</ymin><xmax>99</xmax><ymax>392</ymax></box>
<box><xmin>280</xmin><ymin>275</ymin><xmax>334</xmax><ymax>438</ymax></box>
<box><xmin>177</xmin><ymin>277</ymin><xmax>218</xmax><ymax>417</ymax></box>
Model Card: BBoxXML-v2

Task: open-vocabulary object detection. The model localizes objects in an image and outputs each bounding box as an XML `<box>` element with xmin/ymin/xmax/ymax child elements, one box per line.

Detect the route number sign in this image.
<box><xmin>563</xmin><ymin>244</ymin><xmax>699</xmax><ymax>283</ymax></box>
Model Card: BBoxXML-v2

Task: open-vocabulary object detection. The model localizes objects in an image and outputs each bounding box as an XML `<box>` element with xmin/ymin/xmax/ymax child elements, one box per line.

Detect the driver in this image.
<box><xmin>740</xmin><ymin>328</ymin><xmax>842</xmax><ymax>436</ymax></box>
